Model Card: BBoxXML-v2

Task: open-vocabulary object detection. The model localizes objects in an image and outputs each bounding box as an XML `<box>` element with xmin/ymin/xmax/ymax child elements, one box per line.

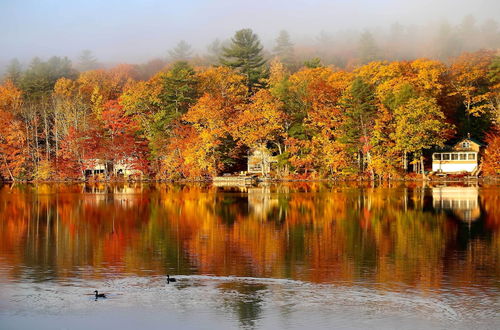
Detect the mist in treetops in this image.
<box><xmin>1</xmin><ymin>1</ymin><xmax>500</xmax><ymax>181</ymax></box>
<box><xmin>1</xmin><ymin>0</ymin><xmax>499</xmax><ymax>73</ymax></box>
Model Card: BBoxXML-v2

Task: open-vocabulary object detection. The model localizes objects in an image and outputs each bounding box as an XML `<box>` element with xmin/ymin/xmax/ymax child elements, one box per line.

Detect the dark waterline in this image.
<box><xmin>0</xmin><ymin>182</ymin><xmax>499</xmax><ymax>329</ymax></box>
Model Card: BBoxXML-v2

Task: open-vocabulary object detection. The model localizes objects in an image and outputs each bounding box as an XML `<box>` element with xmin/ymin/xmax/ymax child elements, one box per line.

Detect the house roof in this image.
<box><xmin>432</xmin><ymin>136</ymin><xmax>484</xmax><ymax>152</ymax></box>
<box><xmin>461</xmin><ymin>137</ymin><xmax>484</xmax><ymax>146</ymax></box>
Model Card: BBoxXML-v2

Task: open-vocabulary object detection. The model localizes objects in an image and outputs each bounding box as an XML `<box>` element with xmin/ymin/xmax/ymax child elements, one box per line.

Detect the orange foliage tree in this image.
<box><xmin>174</xmin><ymin>66</ymin><xmax>247</xmax><ymax>178</ymax></box>
<box><xmin>2</xmin><ymin>47</ymin><xmax>500</xmax><ymax>180</ymax></box>
<box><xmin>0</xmin><ymin>81</ymin><xmax>26</xmax><ymax>181</ymax></box>
<box><xmin>482</xmin><ymin>130</ymin><xmax>500</xmax><ymax>176</ymax></box>
<box><xmin>0</xmin><ymin>110</ymin><xmax>27</xmax><ymax>180</ymax></box>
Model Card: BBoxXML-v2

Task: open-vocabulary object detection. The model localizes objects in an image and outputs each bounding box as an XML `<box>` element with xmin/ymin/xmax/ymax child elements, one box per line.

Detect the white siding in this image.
<box><xmin>432</xmin><ymin>162</ymin><xmax>477</xmax><ymax>173</ymax></box>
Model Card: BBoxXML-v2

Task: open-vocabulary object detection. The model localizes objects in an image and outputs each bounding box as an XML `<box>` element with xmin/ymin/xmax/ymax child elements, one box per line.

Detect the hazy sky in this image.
<box><xmin>1</xmin><ymin>0</ymin><xmax>499</xmax><ymax>64</ymax></box>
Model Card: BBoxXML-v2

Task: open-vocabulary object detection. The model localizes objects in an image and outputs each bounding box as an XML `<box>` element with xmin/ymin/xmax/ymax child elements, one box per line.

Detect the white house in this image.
<box><xmin>83</xmin><ymin>158</ymin><xmax>142</xmax><ymax>179</ymax></box>
<box><xmin>432</xmin><ymin>137</ymin><xmax>483</xmax><ymax>173</ymax></box>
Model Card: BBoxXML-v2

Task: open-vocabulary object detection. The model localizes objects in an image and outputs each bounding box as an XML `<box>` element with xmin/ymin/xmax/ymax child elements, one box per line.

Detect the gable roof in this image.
<box><xmin>454</xmin><ymin>137</ymin><xmax>484</xmax><ymax>147</ymax></box>
<box><xmin>432</xmin><ymin>135</ymin><xmax>484</xmax><ymax>152</ymax></box>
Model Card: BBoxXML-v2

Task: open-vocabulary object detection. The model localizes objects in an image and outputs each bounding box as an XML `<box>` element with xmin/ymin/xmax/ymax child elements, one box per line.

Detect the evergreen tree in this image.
<box><xmin>220</xmin><ymin>28</ymin><xmax>267</xmax><ymax>92</ymax></box>
<box><xmin>20</xmin><ymin>56</ymin><xmax>77</xmax><ymax>99</ymax></box>
<box><xmin>434</xmin><ymin>22</ymin><xmax>462</xmax><ymax>60</ymax></box>
<box><xmin>3</xmin><ymin>59</ymin><xmax>22</xmax><ymax>85</ymax></box>
<box><xmin>358</xmin><ymin>31</ymin><xmax>380</xmax><ymax>64</ymax></box>
<box><xmin>160</xmin><ymin>61</ymin><xmax>198</xmax><ymax>115</ymax></box>
<box><xmin>341</xmin><ymin>77</ymin><xmax>377</xmax><ymax>172</ymax></box>
<box><xmin>78</xmin><ymin>49</ymin><xmax>99</xmax><ymax>71</ymax></box>
<box><xmin>273</xmin><ymin>30</ymin><xmax>295</xmax><ymax>68</ymax></box>
<box><xmin>304</xmin><ymin>58</ymin><xmax>323</xmax><ymax>68</ymax></box>
<box><xmin>487</xmin><ymin>55</ymin><xmax>500</xmax><ymax>85</ymax></box>
<box><xmin>459</xmin><ymin>15</ymin><xmax>478</xmax><ymax>51</ymax></box>
<box><xmin>205</xmin><ymin>38</ymin><xmax>224</xmax><ymax>65</ymax></box>
<box><xmin>168</xmin><ymin>40</ymin><xmax>193</xmax><ymax>61</ymax></box>
<box><xmin>150</xmin><ymin>61</ymin><xmax>199</xmax><ymax>140</ymax></box>
<box><xmin>488</xmin><ymin>55</ymin><xmax>500</xmax><ymax>126</ymax></box>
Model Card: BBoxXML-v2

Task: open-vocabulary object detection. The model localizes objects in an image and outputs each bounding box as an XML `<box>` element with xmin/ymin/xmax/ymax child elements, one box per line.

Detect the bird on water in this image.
<box><xmin>94</xmin><ymin>290</ymin><xmax>106</xmax><ymax>299</ymax></box>
<box><xmin>167</xmin><ymin>275</ymin><xmax>177</xmax><ymax>283</ymax></box>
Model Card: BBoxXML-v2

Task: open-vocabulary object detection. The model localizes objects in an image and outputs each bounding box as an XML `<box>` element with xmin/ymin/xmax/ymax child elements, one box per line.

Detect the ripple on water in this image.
<box><xmin>1</xmin><ymin>275</ymin><xmax>499</xmax><ymax>328</ymax></box>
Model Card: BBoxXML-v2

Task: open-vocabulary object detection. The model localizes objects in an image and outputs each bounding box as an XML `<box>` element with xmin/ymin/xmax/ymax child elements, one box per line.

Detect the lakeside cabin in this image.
<box><xmin>83</xmin><ymin>158</ymin><xmax>143</xmax><ymax>179</ymax></box>
<box><xmin>247</xmin><ymin>147</ymin><xmax>277</xmax><ymax>175</ymax></box>
<box><xmin>432</xmin><ymin>137</ymin><xmax>483</xmax><ymax>174</ymax></box>
<box><xmin>213</xmin><ymin>147</ymin><xmax>277</xmax><ymax>185</ymax></box>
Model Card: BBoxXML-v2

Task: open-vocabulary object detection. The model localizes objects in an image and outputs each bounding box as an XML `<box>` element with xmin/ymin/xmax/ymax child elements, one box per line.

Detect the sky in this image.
<box><xmin>1</xmin><ymin>0</ymin><xmax>499</xmax><ymax>64</ymax></box>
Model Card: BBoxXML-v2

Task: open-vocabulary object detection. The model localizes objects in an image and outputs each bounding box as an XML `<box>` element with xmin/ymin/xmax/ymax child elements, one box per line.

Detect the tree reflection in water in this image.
<box><xmin>0</xmin><ymin>182</ymin><xmax>498</xmax><ymax>292</ymax></box>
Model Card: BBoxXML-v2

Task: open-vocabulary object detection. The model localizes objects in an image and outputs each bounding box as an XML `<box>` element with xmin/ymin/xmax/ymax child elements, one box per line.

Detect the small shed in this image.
<box><xmin>432</xmin><ymin>136</ymin><xmax>483</xmax><ymax>173</ymax></box>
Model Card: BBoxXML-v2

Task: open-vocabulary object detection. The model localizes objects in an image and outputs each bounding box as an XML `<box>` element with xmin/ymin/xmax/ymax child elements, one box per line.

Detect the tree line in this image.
<box><xmin>0</xmin><ymin>28</ymin><xmax>499</xmax><ymax>181</ymax></box>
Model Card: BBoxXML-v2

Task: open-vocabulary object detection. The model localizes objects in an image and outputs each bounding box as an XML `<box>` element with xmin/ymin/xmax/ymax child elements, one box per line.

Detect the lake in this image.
<box><xmin>0</xmin><ymin>182</ymin><xmax>499</xmax><ymax>329</ymax></box>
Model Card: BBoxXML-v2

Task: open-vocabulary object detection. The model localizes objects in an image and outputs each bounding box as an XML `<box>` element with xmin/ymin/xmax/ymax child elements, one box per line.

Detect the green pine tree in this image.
<box><xmin>160</xmin><ymin>61</ymin><xmax>198</xmax><ymax>115</ymax></box>
<box><xmin>205</xmin><ymin>38</ymin><xmax>225</xmax><ymax>65</ymax></box>
<box><xmin>20</xmin><ymin>56</ymin><xmax>76</xmax><ymax>99</ymax></box>
<box><xmin>341</xmin><ymin>77</ymin><xmax>377</xmax><ymax>172</ymax></box>
<box><xmin>358</xmin><ymin>31</ymin><xmax>380</xmax><ymax>64</ymax></box>
<box><xmin>220</xmin><ymin>28</ymin><xmax>267</xmax><ymax>93</ymax></box>
<box><xmin>3</xmin><ymin>58</ymin><xmax>22</xmax><ymax>85</ymax></box>
<box><xmin>78</xmin><ymin>50</ymin><xmax>99</xmax><ymax>71</ymax></box>
<box><xmin>168</xmin><ymin>40</ymin><xmax>193</xmax><ymax>61</ymax></box>
<box><xmin>148</xmin><ymin>61</ymin><xmax>199</xmax><ymax>140</ymax></box>
<box><xmin>273</xmin><ymin>30</ymin><xmax>295</xmax><ymax>69</ymax></box>
<box><xmin>303</xmin><ymin>57</ymin><xmax>323</xmax><ymax>68</ymax></box>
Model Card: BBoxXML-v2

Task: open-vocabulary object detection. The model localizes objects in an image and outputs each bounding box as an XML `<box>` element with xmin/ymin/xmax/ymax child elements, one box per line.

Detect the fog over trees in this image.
<box><xmin>1</xmin><ymin>1</ymin><xmax>500</xmax><ymax>181</ymax></box>
<box><xmin>1</xmin><ymin>0</ymin><xmax>499</xmax><ymax>70</ymax></box>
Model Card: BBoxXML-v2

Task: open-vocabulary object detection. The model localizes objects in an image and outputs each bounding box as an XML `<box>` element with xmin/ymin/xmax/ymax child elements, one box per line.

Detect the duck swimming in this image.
<box><xmin>94</xmin><ymin>290</ymin><xmax>106</xmax><ymax>298</ymax></box>
<box><xmin>167</xmin><ymin>275</ymin><xmax>177</xmax><ymax>283</ymax></box>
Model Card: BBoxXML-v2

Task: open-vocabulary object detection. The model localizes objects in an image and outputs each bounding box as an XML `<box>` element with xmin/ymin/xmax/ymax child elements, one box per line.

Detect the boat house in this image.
<box><xmin>432</xmin><ymin>136</ymin><xmax>483</xmax><ymax>173</ymax></box>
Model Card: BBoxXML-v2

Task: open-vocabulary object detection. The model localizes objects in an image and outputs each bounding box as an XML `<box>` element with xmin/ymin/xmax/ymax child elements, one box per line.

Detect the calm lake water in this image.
<box><xmin>0</xmin><ymin>182</ymin><xmax>499</xmax><ymax>329</ymax></box>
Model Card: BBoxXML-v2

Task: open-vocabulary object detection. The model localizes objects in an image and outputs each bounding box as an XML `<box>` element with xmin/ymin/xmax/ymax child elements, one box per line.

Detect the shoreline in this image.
<box><xmin>1</xmin><ymin>176</ymin><xmax>499</xmax><ymax>185</ymax></box>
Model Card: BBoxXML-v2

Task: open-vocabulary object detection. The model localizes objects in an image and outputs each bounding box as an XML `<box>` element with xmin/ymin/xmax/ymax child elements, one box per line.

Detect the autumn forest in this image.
<box><xmin>1</xmin><ymin>27</ymin><xmax>500</xmax><ymax>181</ymax></box>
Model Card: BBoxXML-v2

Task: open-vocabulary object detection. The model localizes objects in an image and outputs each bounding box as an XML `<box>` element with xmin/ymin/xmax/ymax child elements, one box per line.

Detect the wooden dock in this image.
<box><xmin>212</xmin><ymin>175</ymin><xmax>257</xmax><ymax>186</ymax></box>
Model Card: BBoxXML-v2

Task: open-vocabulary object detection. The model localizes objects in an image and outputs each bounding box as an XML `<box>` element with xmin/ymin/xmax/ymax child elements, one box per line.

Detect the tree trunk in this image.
<box><xmin>54</xmin><ymin>102</ymin><xmax>59</xmax><ymax>162</ymax></box>
<box><xmin>43</xmin><ymin>108</ymin><xmax>50</xmax><ymax>160</ymax></box>
<box><xmin>34</xmin><ymin>117</ymin><xmax>39</xmax><ymax>173</ymax></box>
<box><xmin>2</xmin><ymin>155</ymin><xmax>15</xmax><ymax>181</ymax></box>
<box><xmin>420</xmin><ymin>155</ymin><xmax>425</xmax><ymax>180</ymax></box>
<box><xmin>24</xmin><ymin>121</ymin><xmax>31</xmax><ymax>167</ymax></box>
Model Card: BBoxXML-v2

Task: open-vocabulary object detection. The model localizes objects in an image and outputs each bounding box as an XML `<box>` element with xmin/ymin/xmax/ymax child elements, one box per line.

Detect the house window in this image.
<box><xmin>451</xmin><ymin>153</ymin><xmax>459</xmax><ymax>160</ymax></box>
<box><xmin>433</xmin><ymin>153</ymin><xmax>441</xmax><ymax>160</ymax></box>
<box><xmin>460</xmin><ymin>153</ymin><xmax>467</xmax><ymax>160</ymax></box>
<box><xmin>468</xmin><ymin>153</ymin><xmax>476</xmax><ymax>160</ymax></box>
<box><xmin>443</xmin><ymin>154</ymin><xmax>450</xmax><ymax>160</ymax></box>
<box><xmin>462</xmin><ymin>142</ymin><xmax>470</xmax><ymax>148</ymax></box>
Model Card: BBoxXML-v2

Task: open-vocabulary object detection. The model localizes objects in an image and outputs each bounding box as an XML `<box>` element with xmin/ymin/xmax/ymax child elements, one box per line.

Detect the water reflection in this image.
<box><xmin>432</xmin><ymin>185</ymin><xmax>480</xmax><ymax>223</ymax></box>
<box><xmin>0</xmin><ymin>182</ymin><xmax>499</xmax><ymax>326</ymax></box>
